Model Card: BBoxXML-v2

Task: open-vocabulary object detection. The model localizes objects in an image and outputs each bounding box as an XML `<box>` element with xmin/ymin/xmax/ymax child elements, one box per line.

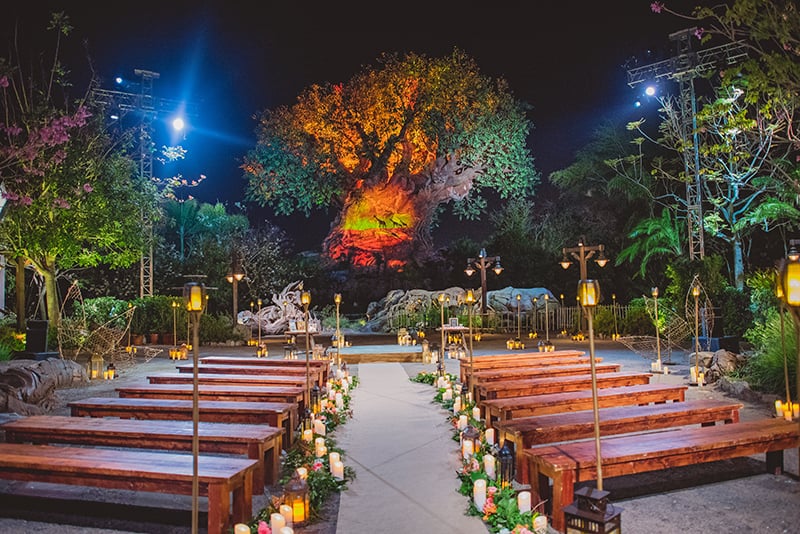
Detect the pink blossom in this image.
<box><xmin>650</xmin><ymin>2</ymin><xmax>664</xmax><ymax>13</ymax></box>
<box><xmin>53</xmin><ymin>198</ymin><xmax>71</xmax><ymax>209</ymax></box>
<box><xmin>694</xmin><ymin>27</ymin><xmax>705</xmax><ymax>39</ymax></box>
<box><xmin>257</xmin><ymin>520</ymin><xmax>270</xmax><ymax>534</ymax></box>
<box><xmin>0</xmin><ymin>76</ymin><xmax>8</xmax><ymax>88</ymax></box>
<box><xmin>83</xmin><ymin>183</ymin><xmax>93</xmax><ymax>192</ymax></box>
<box><xmin>312</xmin><ymin>459</ymin><xmax>324</xmax><ymax>471</ymax></box>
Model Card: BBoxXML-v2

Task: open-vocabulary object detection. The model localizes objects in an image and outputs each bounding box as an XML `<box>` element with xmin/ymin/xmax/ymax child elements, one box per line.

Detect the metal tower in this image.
<box><xmin>93</xmin><ymin>69</ymin><xmax>196</xmax><ymax>297</ymax></box>
<box><xmin>626</xmin><ymin>29</ymin><xmax>747</xmax><ymax>260</ymax></box>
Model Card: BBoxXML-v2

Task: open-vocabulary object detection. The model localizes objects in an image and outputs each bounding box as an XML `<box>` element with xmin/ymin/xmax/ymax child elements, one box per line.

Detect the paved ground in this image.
<box><xmin>0</xmin><ymin>334</ymin><xmax>798</xmax><ymax>533</ymax></box>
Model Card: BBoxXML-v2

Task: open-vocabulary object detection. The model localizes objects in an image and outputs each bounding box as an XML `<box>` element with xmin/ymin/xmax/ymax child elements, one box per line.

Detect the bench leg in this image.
<box><xmin>766</xmin><ymin>450</ymin><xmax>785</xmax><ymax>475</ymax></box>
<box><xmin>207</xmin><ymin>481</ymin><xmax>231</xmax><ymax>534</ymax></box>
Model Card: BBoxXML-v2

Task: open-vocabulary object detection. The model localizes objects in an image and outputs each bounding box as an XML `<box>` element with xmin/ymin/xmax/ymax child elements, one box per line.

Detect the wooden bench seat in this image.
<box><xmin>0</xmin><ymin>442</ymin><xmax>258</xmax><ymax>534</ymax></box>
<box><xmin>494</xmin><ymin>399</ymin><xmax>742</xmax><ymax>484</ymax></box>
<box><xmin>472</xmin><ymin>363</ymin><xmax>621</xmax><ymax>384</ymax></box>
<box><xmin>148</xmin><ymin>372</ymin><xmax>307</xmax><ymax>388</ymax></box>
<box><xmin>460</xmin><ymin>350</ymin><xmax>586</xmax><ymax>382</ymax></box>
<box><xmin>177</xmin><ymin>363</ymin><xmax>325</xmax><ymax>387</ymax></box>
<box><xmin>524</xmin><ymin>418</ymin><xmax>800</xmax><ymax>532</ymax></box>
<box><xmin>476</xmin><ymin>371</ymin><xmax>652</xmax><ymax>401</ymax></box>
<box><xmin>1</xmin><ymin>415</ymin><xmax>283</xmax><ymax>488</ymax></box>
<box><xmin>68</xmin><ymin>397</ymin><xmax>297</xmax><ymax>446</ymax></box>
<box><xmin>481</xmin><ymin>383</ymin><xmax>687</xmax><ymax>426</ymax></box>
<box><xmin>200</xmin><ymin>356</ymin><xmax>330</xmax><ymax>381</ymax></box>
<box><xmin>117</xmin><ymin>383</ymin><xmax>305</xmax><ymax>412</ymax></box>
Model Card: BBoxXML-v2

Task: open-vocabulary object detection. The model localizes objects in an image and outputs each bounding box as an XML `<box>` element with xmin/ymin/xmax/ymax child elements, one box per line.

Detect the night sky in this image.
<box><xmin>4</xmin><ymin>1</ymin><xmax>703</xmax><ymax>249</ymax></box>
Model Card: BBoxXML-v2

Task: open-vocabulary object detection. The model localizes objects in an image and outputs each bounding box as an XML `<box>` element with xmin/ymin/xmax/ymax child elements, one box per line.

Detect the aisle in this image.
<box><xmin>335</xmin><ymin>363</ymin><xmax>487</xmax><ymax>534</ymax></box>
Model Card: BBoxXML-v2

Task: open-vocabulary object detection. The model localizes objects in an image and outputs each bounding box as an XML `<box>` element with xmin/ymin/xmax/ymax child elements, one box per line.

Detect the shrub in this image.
<box><xmin>199</xmin><ymin>313</ymin><xmax>242</xmax><ymax>343</ymax></box>
<box><xmin>741</xmin><ymin>307</ymin><xmax>796</xmax><ymax>398</ymax></box>
<box><xmin>619</xmin><ymin>298</ymin><xmax>653</xmax><ymax>335</ymax></box>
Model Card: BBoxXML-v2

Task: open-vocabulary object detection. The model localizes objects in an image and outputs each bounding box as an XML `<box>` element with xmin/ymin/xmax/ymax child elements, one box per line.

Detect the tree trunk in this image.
<box><xmin>733</xmin><ymin>238</ymin><xmax>744</xmax><ymax>290</ymax></box>
<box><xmin>15</xmin><ymin>257</ymin><xmax>26</xmax><ymax>332</ymax></box>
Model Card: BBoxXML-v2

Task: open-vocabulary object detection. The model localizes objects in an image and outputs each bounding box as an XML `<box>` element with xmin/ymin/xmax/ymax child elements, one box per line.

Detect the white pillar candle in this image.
<box><xmin>466</xmin><ymin>392</ymin><xmax>473</xmax><ymax>404</ymax></box>
<box><xmin>443</xmin><ymin>388</ymin><xmax>453</xmax><ymax>401</ymax></box>
<box><xmin>342</xmin><ymin>380</ymin><xmax>349</xmax><ymax>394</ymax></box>
<box><xmin>234</xmin><ymin>524</ymin><xmax>250</xmax><ymax>534</ymax></box>
<box><xmin>315</xmin><ymin>437</ymin><xmax>326</xmax><ymax>449</ymax></box>
<box><xmin>462</xmin><ymin>439</ymin><xmax>474</xmax><ymax>459</ymax></box>
<box><xmin>316</xmin><ymin>445</ymin><xmax>328</xmax><ymax>458</ymax></box>
<box><xmin>454</xmin><ymin>383</ymin><xmax>462</xmax><ymax>394</ymax></box>
<box><xmin>690</xmin><ymin>367</ymin><xmax>697</xmax><ymax>383</ymax></box>
<box><xmin>279</xmin><ymin>504</ymin><xmax>293</xmax><ymax>527</ymax></box>
<box><xmin>794</xmin><ymin>403</ymin><xmax>799</xmax><ymax>419</ymax></box>
<box><xmin>483</xmin><ymin>453</ymin><xmax>496</xmax><ymax>479</ymax></box>
<box><xmin>785</xmin><ymin>408</ymin><xmax>793</xmax><ymax>421</ymax></box>
<box><xmin>329</xmin><ymin>451</ymin><xmax>340</xmax><ymax>465</ymax></box>
<box><xmin>472</xmin><ymin>406</ymin><xmax>481</xmax><ymax>421</ymax></box>
<box><xmin>270</xmin><ymin>512</ymin><xmax>286</xmax><ymax>531</ymax></box>
<box><xmin>457</xmin><ymin>414</ymin><xmax>468</xmax><ymax>430</ymax></box>
<box><xmin>335</xmin><ymin>392</ymin><xmax>344</xmax><ymax>409</ymax></box>
<box><xmin>279</xmin><ymin>527</ymin><xmax>294</xmax><ymax>534</ymax></box>
<box><xmin>533</xmin><ymin>515</ymin><xmax>548</xmax><ymax>532</ymax></box>
<box><xmin>473</xmin><ymin>479</ymin><xmax>487</xmax><ymax>512</ymax></box>
<box><xmin>331</xmin><ymin>459</ymin><xmax>344</xmax><ymax>480</ymax></box>
<box><xmin>437</xmin><ymin>376</ymin><xmax>445</xmax><ymax>388</ymax></box>
<box><xmin>517</xmin><ymin>490</ymin><xmax>532</xmax><ymax>514</ymax></box>
<box><xmin>302</xmin><ymin>429</ymin><xmax>313</xmax><ymax>442</ymax></box>
<box><xmin>296</xmin><ymin>467</ymin><xmax>308</xmax><ymax>480</ymax></box>
<box><xmin>484</xmin><ymin>428</ymin><xmax>495</xmax><ymax>446</ymax></box>
<box><xmin>313</xmin><ymin>419</ymin><xmax>326</xmax><ymax>436</ymax></box>
<box><xmin>776</xmin><ymin>400</ymin><xmax>784</xmax><ymax>417</ymax></box>
<box><xmin>453</xmin><ymin>397</ymin><xmax>462</xmax><ymax>414</ymax></box>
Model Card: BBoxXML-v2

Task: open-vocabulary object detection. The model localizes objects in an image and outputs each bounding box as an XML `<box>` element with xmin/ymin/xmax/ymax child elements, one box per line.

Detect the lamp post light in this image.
<box><xmin>560</xmin><ymin>237</ymin><xmax>608</xmax><ymax>332</ymax></box>
<box><xmin>171</xmin><ymin>300</ymin><xmax>179</xmax><ymax>351</ymax></box>
<box><xmin>334</xmin><ymin>293</ymin><xmax>342</xmax><ymax>369</ymax></box>
<box><xmin>438</xmin><ymin>293</ymin><xmax>446</xmax><ymax>376</ymax></box>
<box><xmin>465</xmin><ymin>289</ymin><xmax>476</xmax><ymax>399</ymax></box>
<box><xmin>543</xmin><ymin>294</ymin><xmax>551</xmax><ymax>346</ymax></box>
<box><xmin>516</xmin><ymin>293</ymin><xmax>522</xmax><ymax>340</ymax></box>
<box><xmin>612</xmin><ymin>293</ymin><xmax>619</xmax><ymax>340</ymax></box>
<box><xmin>778</xmin><ymin>240</ymin><xmax>800</xmax><ymax>405</ymax></box>
<box><xmin>225</xmin><ymin>252</ymin><xmax>245</xmax><ymax>325</ymax></box>
<box><xmin>652</xmin><ymin>287</ymin><xmax>662</xmax><ymax>372</ymax></box>
<box><xmin>183</xmin><ymin>280</ymin><xmax>206</xmax><ymax>534</ymax></box>
<box><xmin>465</xmin><ymin>248</ymin><xmax>503</xmax><ymax>320</ymax></box>
<box><xmin>257</xmin><ymin>298</ymin><xmax>263</xmax><ymax>349</ymax></box>
<box><xmin>692</xmin><ymin>281</ymin><xmax>701</xmax><ymax>386</ymax></box>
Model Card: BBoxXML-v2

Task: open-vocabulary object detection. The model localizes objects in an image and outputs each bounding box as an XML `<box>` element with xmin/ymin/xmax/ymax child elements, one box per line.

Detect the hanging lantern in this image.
<box><xmin>310</xmin><ymin>384</ymin><xmax>322</xmax><ymax>415</ymax></box>
<box><xmin>284</xmin><ymin>473</ymin><xmax>309</xmax><ymax>524</ymax></box>
<box><xmin>497</xmin><ymin>439</ymin><xmax>515</xmax><ymax>488</ymax></box>
<box><xmin>563</xmin><ymin>486</ymin><xmax>623</xmax><ymax>533</ymax></box>
<box><xmin>89</xmin><ymin>354</ymin><xmax>105</xmax><ymax>380</ymax></box>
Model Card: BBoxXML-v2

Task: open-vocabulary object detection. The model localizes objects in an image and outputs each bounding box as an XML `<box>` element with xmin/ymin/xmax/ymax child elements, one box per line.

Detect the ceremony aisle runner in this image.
<box><xmin>335</xmin><ymin>362</ymin><xmax>487</xmax><ymax>534</ymax></box>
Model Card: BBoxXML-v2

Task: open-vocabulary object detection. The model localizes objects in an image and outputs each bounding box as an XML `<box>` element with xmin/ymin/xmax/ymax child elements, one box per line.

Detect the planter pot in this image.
<box><xmin>148</xmin><ymin>333</ymin><xmax>160</xmax><ymax>345</ymax></box>
<box><xmin>131</xmin><ymin>334</ymin><xmax>145</xmax><ymax>345</ymax></box>
<box><xmin>161</xmin><ymin>333</ymin><xmax>175</xmax><ymax>346</ymax></box>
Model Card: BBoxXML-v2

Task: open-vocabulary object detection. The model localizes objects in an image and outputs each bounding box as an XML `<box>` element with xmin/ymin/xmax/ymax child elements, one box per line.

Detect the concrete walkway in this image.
<box><xmin>335</xmin><ymin>362</ymin><xmax>487</xmax><ymax>534</ymax></box>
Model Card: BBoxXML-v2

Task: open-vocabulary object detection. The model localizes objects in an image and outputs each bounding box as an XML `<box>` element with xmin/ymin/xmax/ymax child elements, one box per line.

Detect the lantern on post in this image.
<box><xmin>778</xmin><ymin>240</ymin><xmax>800</xmax><ymax>405</ymax></box>
<box><xmin>651</xmin><ymin>287</ymin><xmax>662</xmax><ymax>372</ymax></box>
<box><xmin>183</xmin><ymin>279</ymin><xmax>206</xmax><ymax>534</ymax></box>
<box><xmin>284</xmin><ymin>473</ymin><xmax>309</xmax><ymax>525</ymax></box>
<box><xmin>437</xmin><ymin>293</ymin><xmax>446</xmax><ymax>376</ymax></box>
<box><xmin>465</xmin><ymin>289</ymin><xmax>476</xmax><ymax>398</ymax></box>
<box><xmin>497</xmin><ymin>439</ymin><xmax>515</xmax><ymax>488</ymax></box>
<box><xmin>301</xmin><ymin>290</ymin><xmax>312</xmax><ymax>427</ymax></box>
<box><xmin>563</xmin><ymin>486</ymin><xmax>622</xmax><ymax>533</ymax></box>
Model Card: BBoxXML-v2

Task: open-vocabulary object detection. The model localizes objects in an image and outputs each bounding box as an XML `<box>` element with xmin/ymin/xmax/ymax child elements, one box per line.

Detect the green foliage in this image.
<box><xmin>0</xmin><ymin>319</ymin><xmax>25</xmax><ymax>360</ymax></box>
<box><xmin>199</xmin><ymin>313</ymin><xmax>241</xmax><ymax>344</ymax></box>
<box><xmin>74</xmin><ymin>296</ymin><xmax>131</xmax><ymax>329</ymax></box>
<box><xmin>746</xmin><ymin>269</ymin><xmax>781</xmax><ymax>325</ymax></box>
<box><xmin>130</xmin><ymin>295</ymin><xmax>183</xmax><ymax>335</ymax></box>
<box><xmin>719</xmin><ymin>286</ymin><xmax>753</xmax><ymax>338</ymax></box>
<box><xmin>741</xmin><ymin>308</ymin><xmax>796</xmax><ymax>398</ymax></box>
<box><xmin>616</xmin><ymin>208</ymin><xmax>685</xmax><ymax>278</ymax></box>
<box><xmin>619</xmin><ymin>298</ymin><xmax>654</xmax><ymax>335</ymax></box>
<box><xmin>592</xmin><ymin>307</ymin><xmax>617</xmax><ymax>337</ymax></box>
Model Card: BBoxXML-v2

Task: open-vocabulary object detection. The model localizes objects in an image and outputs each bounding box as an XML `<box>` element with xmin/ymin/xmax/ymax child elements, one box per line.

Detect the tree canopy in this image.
<box><xmin>243</xmin><ymin>48</ymin><xmax>538</xmax><ymax>270</ymax></box>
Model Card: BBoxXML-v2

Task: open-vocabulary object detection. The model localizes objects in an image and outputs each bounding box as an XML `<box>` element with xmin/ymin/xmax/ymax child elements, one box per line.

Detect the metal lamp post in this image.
<box><xmin>225</xmin><ymin>252</ymin><xmax>245</xmax><ymax>325</ymax></box>
<box><xmin>334</xmin><ymin>293</ymin><xmax>342</xmax><ymax>369</ymax></box>
<box><xmin>301</xmin><ymin>290</ymin><xmax>312</xmax><ymax>423</ymax></box>
<box><xmin>577</xmin><ymin>279</ymin><xmax>603</xmax><ymax>487</ymax></box>
<box><xmin>692</xmin><ymin>282</ymin><xmax>701</xmax><ymax>385</ymax></box>
<box><xmin>560</xmin><ymin>237</ymin><xmax>608</xmax><ymax>333</ymax></box>
<box><xmin>516</xmin><ymin>293</ymin><xmax>522</xmax><ymax>340</ymax></box>
<box><xmin>543</xmin><ymin>293</ymin><xmax>551</xmax><ymax>345</ymax></box>
<box><xmin>183</xmin><ymin>280</ymin><xmax>206</xmax><ymax>534</ymax></box>
<box><xmin>465</xmin><ymin>289</ymin><xmax>475</xmax><ymax>398</ymax></box>
<box><xmin>257</xmin><ymin>298</ymin><xmax>263</xmax><ymax>349</ymax></box>
<box><xmin>171</xmin><ymin>300</ymin><xmax>179</xmax><ymax>350</ymax></box>
<box><xmin>778</xmin><ymin>240</ymin><xmax>800</xmax><ymax>404</ymax></box>
<box><xmin>465</xmin><ymin>248</ymin><xmax>503</xmax><ymax>321</ymax></box>
<box><xmin>652</xmin><ymin>287</ymin><xmax>662</xmax><ymax>372</ymax></box>
<box><xmin>612</xmin><ymin>293</ymin><xmax>619</xmax><ymax>340</ymax></box>
<box><xmin>438</xmin><ymin>293</ymin><xmax>446</xmax><ymax>376</ymax></box>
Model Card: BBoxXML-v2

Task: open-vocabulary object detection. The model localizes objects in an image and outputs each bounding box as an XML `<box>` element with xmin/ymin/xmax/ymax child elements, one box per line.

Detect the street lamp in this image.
<box><xmin>560</xmin><ymin>237</ymin><xmax>607</xmax><ymax>332</ymax></box>
<box><xmin>516</xmin><ymin>293</ymin><xmax>522</xmax><ymax>340</ymax></box>
<box><xmin>612</xmin><ymin>293</ymin><xmax>619</xmax><ymax>340</ymax></box>
<box><xmin>225</xmin><ymin>251</ymin><xmax>245</xmax><ymax>325</ymax></box>
<box><xmin>438</xmin><ymin>293</ymin><xmax>446</xmax><ymax>376</ymax></box>
<box><xmin>543</xmin><ymin>294</ymin><xmax>551</xmax><ymax>347</ymax></box>
<box><xmin>465</xmin><ymin>289</ymin><xmax>475</xmax><ymax>398</ymax></box>
<box><xmin>778</xmin><ymin>240</ymin><xmax>800</xmax><ymax>405</ymax></box>
<box><xmin>183</xmin><ymin>280</ymin><xmax>206</xmax><ymax>534</ymax></box>
<box><xmin>257</xmin><ymin>298</ymin><xmax>263</xmax><ymax>350</ymax></box>
<box><xmin>465</xmin><ymin>248</ymin><xmax>503</xmax><ymax>318</ymax></box>
<box><xmin>691</xmin><ymin>280</ymin><xmax>701</xmax><ymax>385</ymax></box>
<box><xmin>334</xmin><ymin>293</ymin><xmax>342</xmax><ymax>369</ymax></box>
<box><xmin>652</xmin><ymin>287</ymin><xmax>662</xmax><ymax>372</ymax></box>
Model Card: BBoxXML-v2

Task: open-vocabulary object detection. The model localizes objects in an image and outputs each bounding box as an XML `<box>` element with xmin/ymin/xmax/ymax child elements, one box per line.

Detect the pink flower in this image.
<box><xmin>694</xmin><ymin>27</ymin><xmax>705</xmax><ymax>39</ymax></box>
<box><xmin>312</xmin><ymin>459</ymin><xmax>324</xmax><ymax>471</ymax></box>
<box><xmin>0</xmin><ymin>76</ymin><xmax>8</xmax><ymax>88</ymax></box>
<box><xmin>650</xmin><ymin>2</ymin><xmax>664</xmax><ymax>13</ymax></box>
<box><xmin>487</xmin><ymin>485</ymin><xmax>498</xmax><ymax>496</ymax></box>
<box><xmin>83</xmin><ymin>183</ymin><xmax>93</xmax><ymax>192</ymax></box>
<box><xmin>257</xmin><ymin>520</ymin><xmax>270</xmax><ymax>534</ymax></box>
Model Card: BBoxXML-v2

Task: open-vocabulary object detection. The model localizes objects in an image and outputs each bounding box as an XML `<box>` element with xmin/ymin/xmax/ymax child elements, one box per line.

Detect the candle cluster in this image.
<box><xmin>775</xmin><ymin>399</ymin><xmax>800</xmax><ymax>421</ymax></box>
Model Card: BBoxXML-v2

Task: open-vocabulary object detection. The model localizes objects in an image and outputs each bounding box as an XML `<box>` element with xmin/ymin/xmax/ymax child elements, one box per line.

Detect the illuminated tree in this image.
<box><xmin>243</xmin><ymin>49</ymin><xmax>538</xmax><ymax>270</ymax></box>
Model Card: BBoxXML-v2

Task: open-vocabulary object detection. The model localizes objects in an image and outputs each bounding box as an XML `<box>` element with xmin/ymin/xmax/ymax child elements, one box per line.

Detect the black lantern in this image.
<box><xmin>460</xmin><ymin>424</ymin><xmax>481</xmax><ymax>457</ymax></box>
<box><xmin>310</xmin><ymin>383</ymin><xmax>321</xmax><ymax>415</ymax></box>
<box><xmin>563</xmin><ymin>486</ymin><xmax>622</xmax><ymax>533</ymax></box>
<box><xmin>497</xmin><ymin>439</ymin><xmax>515</xmax><ymax>487</ymax></box>
<box><xmin>284</xmin><ymin>473</ymin><xmax>309</xmax><ymax>524</ymax></box>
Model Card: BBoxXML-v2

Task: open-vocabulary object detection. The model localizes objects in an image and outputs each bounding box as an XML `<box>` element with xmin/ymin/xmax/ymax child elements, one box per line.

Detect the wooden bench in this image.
<box><xmin>176</xmin><ymin>363</ymin><xmax>325</xmax><ymax>387</ymax></box>
<box><xmin>460</xmin><ymin>350</ymin><xmax>586</xmax><ymax>382</ymax></box>
<box><xmin>524</xmin><ymin>418</ymin><xmax>800</xmax><ymax>532</ymax></box>
<box><xmin>1</xmin><ymin>414</ymin><xmax>283</xmax><ymax>488</ymax></box>
<box><xmin>493</xmin><ymin>399</ymin><xmax>742</xmax><ymax>484</ymax></box>
<box><xmin>68</xmin><ymin>397</ymin><xmax>298</xmax><ymax>446</ymax></box>
<box><xmin>0</xmin><ymin>442</ymin><xmax>258</xmax><ymax>534</ymax></box>
<box><xmin>200</xmin><ymin>356</ymin><xmax>330</xmax><ymax>381</ymax></box>
<box><xmin>117</xmin><ymin>383</ymin><xmax>305</xmax><ymax>412</ymax></box>
<box><xmin>472</xmin><ymin>363</ymin><xmax>621</xmax><ymax>385</ymax></box>
<box><xmin>148</xmin><ymin>372</ymin><xmax>307</xmax><ymax>388</ymax></box>
<box><xmin>481</xmin><ymin>383</ymin><xmax>687</xmax><ymax>426</ymax></box>
<box><xmin>476</xmin><ymin>371</ymin><xmax>653</xmax><ymax>402</ymax></box>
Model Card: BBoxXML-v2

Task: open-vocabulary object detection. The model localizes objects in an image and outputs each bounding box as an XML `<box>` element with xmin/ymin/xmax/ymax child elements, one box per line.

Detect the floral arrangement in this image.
<box><xmin>415</xmin><ymin>371</ymin><xmax>549</xmax><ymax>534</ymax></box>
<box><xmin>240</xmin><ymin>367</ymin><xmax>359</xmax><ymax>533</ymax></box>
